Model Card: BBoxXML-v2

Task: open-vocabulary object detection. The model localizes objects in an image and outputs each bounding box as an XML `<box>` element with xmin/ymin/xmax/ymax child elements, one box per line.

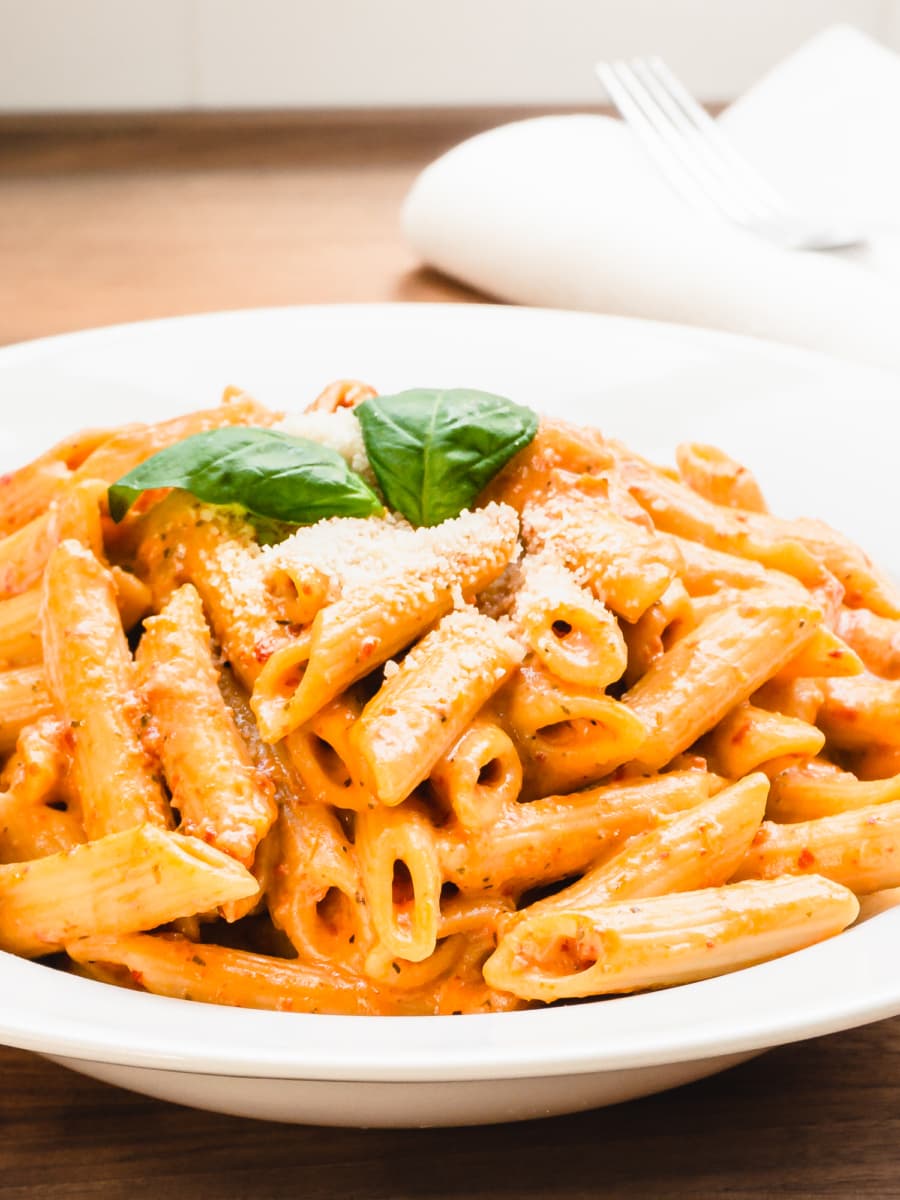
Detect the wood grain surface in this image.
<box><xmin>0</xmin><ymin>109</ymin><xmax>505</xmax><ymax>347</ymax></box>
<box><xmin>2</xmin><ymin>1024</ymin><xmax>899</xmax><ymax>1200</ymax></box>
<box><xmin>1</xmin><ymin>110</ymin><xmax>898</xmax><ymax>1199</ymax></box>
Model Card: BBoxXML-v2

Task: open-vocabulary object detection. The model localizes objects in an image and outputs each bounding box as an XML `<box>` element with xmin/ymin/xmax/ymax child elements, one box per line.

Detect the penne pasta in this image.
<box><xmin>439</xmin><ymin>888</ymin><xmax>517</xmax><ymax>939</ymax></box>
<box><xmin>818</xmin><ymin>674</ymin><xmax>900</xmax><ymax>752</ymax></box>
<box><xmin>512</xmin><ymin>557</ymin><xmax>627</xmax><ymax>688</ymax></box>
<box><xmin>734</xmin><ymin>800</ymin><xmax>900</xmax><ymax>894</ymax></box>
<box><xmin>0</xmin><ymin>390</ymin><xmax>892</xmax><ymax>1018</ymax></box>
<box><xmin>481</xmin><ymin>419</ymin><xmax>614</xmax><ymax>513</ymax></box>
<box><xmin>283</xmin><ymin>693</ymin><xmax>376</xmax><ymax>813</ymax></box>
<box><xmin>0</xmin><ymin>589</ymin><xmax>44</xmax><ymax>669</ymax></box>
<box><xmin>484</xmin><ymin>876</ymin><xmax>858</xmax><ymax>1002</ymax></box>
<box><xmin>132</xmin><ymin>496</ymin><xmax>294</xmax><ymax>685</ymax></box>
<box><xmin>367</xmin><ymin>933</ymin><xmax>475</xmax><ymax>994</ymax></box>
<box><xmin>751</xmin><ymin>677</ymin><xmax>825</xmax><ymax>725</ymax></box>
<box><xmin>430</xmin><ymin>719</ymin><xmax>523</xmax><ymax>829</ymax></box>
<box><xmin>0</xmin><ymin>478</ymin><xmax>107</xmax><ymax>601</ymax></box>
<box><xmin>356</xmin><ymin>802</ymin><xmax>443</xmax><ymax>967</ymax></box>
<box><xmin>268</xmin><ymin>798</ymin><xmax>372</xmax><ymax>967</ymax></box>
<box><xmin>498</xmin><ymin>660</ymin><xmax>647</xmax><ymax>797</ymax></box>
<box><xmin>109</xmin><ymin>566</ymin><xmax>153</xmax><ymax>631</ymax></box>
<box><xmin>619</xmin><ymin>453</ymin><xmax>900</xmax><ymax>616</ymax></box>
<box><xmin>41</xmin><ymin>540</ymin><xmax>172</xmax><ymax>837</ymax></box>
<box><xmin>251</xmin><ymin>504</ymin><xmax>519</xmax><ymax>741</ymax></box>
<box><xmin>215</xmin><ymin>662</ymin><xmax>297</xmax><ymax>792</ymax></box>
<box><xmin>621</xmin><ymin>577</ymin><xmax>695</xmax><ymax>687</ymax></box>
<box><xmin>214</xmin><ymin>663</ymin><xmax>297</xmax><ymax>925</ymax></box>
<box><xmin>0</xmin><ymin>460</ymin><xmax>70</xmax><ymax>540</ymax></box>
<box><xmin>137</xmin><ymin>584</ymin><xmax>277</xmax><ymax>867</ymax></box>
<box><xmin>263</xmin><ymin>562</ymin><xmax>330</xmax><ymax>629</ymax></box>
<box><xmin>622</xmin><ymin>596</ymin><xmax>821</xmax><ymax>773</ymax></box>
<box><xmin>0</xmin><ymin>825</ymin><xmax>258</xmax><ymax>957</ymax></box>
<box><xmin>0</xmin><ymin>718</ymin><xmax>84</xmax><ymax>863</ymax></box>
<box><xmin>0</xmin><ymin>422</ymin><xmax>117</xmax><ymax>538</ymax></box>
<box><xmin>351</xmin><ymin>610</ymin><xmax>524</xmax><ymax>807</ymax></box>
<box><xmin>433</xmin><ymin>942</ymin><xmax>525</xmax><ymax>1014</ymax></box>
<box><xmin>260</xmin><ymin>514</ymin><xmax>419</xmax><ymax>629</ymax></box>
<box><xmin>672</xmin><ymin>535</ymin><xmax>779</xmax><ymax>595</ymax></box>
<box><xmin>767</xmin><ymin>759</ymin><xmax>900</xmax><ymax>822</ymax></box>
<box><xmin>0</xmin><ymin>566</ymin><xmax>150</xmax><ymax>672</ymax></box>
<box><xmin>834</xmin><ymin>606</ymin><xmax>900</xmax><ymax>680</ymax></box>
<box><xmin>855</xmin><ymin>744</ymin><xmax>900</xmax><ymax>782</ymax></box>
<box><xmin>307</xmin><ymin>378</ymin><xmax>378</xmax><ymax>412</ymax></box>
<box><xmin>702</xmin><ymin>702</ymin><xmax>825</xmax><ymax>780</ymax></box>
<box><xmin>220</xmin><ymin>825</ymin><xmax>282</xmax><ymax>926</ymax></box>
<box><xmin>517</xmin><ymin>773</ymin><xmax>769</xmax><ymax>922</ymax></box>
<box><xmin>675</xmin><ymin>442</ymin><xmax>768</xmax><ymax>513</ymax></box>
<box><xmin>775</xmin><ymin>625</ymin><xmax>863</xmax><ymax>681</ymax></box>
<box><xmin>66</xmin><ymin>932</ymin><xmax>419</xmax><ymax>1015</ymax></box>
<box><xmin>619</xmin><ymin>456</ymin><xmax>823</xmax><ymax>582</ymax></box>
<box><xmin>0</xmin><ymin>664</ymin><xmax>53</xmax><ymax>756</ymax></box>
<box><xmin>0</xmin><ymin>509</ymin><xmax>67</xmax><ymax>602</ymax></box>
<box><xmin>522</xmin><ymin>481</ymin><xmax>682</xmax><ymax>622</ymax></box>
<box><xmin>437</xmin><ymin>769</ymin><xmax>712</xmax><ymax>892</ymax></box>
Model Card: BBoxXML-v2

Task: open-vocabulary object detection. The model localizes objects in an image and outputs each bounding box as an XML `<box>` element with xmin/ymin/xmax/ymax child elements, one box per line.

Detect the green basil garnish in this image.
<box><xmin>354</xmin><ymin>388</ymin><xmax>538</xmax><ymax>527</ymax></box>
<box><xmin>107</xmin><ymin>426</ymin><xmax>383</xmax><ymax>524</ymax></box>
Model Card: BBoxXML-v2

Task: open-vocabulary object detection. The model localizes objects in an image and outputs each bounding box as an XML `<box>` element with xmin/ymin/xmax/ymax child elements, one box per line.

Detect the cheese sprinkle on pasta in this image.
<box><xmin>0</xmin><ymin>387</ymin><xmax>888</xmax><ymax>1019</ymax></box>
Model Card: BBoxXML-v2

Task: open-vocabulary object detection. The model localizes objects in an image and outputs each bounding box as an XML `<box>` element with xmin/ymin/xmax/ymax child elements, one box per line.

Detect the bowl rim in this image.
<box><xmin>2</xmin><ymin>908</ymin><xmax>900</xmax><ymax>1081</ymax></box>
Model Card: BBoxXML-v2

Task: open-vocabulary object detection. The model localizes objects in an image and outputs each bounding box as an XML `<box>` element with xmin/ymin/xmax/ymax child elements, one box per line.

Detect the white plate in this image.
<box><xmin>1</xmin><ymin>303</ymin><xmax>898</xmax><ymax>1128</ymax></box>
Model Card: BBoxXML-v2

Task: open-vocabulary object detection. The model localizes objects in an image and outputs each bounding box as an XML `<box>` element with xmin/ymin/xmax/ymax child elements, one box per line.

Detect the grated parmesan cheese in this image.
<box><xmin>277</xmin><ymin>408</ymin><xmax>376</xmax><ymax>487</ymax></box>
<box><xmin>264</xmin><ymin>502</ymin><xmax>520</xmax><ymax>609</ymax></box>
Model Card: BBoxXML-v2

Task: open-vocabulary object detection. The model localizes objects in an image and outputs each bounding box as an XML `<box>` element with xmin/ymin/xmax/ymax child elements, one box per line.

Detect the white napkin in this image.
<box><xmin>402</xmin><ymin>26</ymin><xmax>900</xmax><ymax>371</ymax></box>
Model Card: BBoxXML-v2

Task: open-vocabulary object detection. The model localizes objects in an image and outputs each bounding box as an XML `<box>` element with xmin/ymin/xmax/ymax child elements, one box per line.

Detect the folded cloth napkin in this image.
<box><xmin>402</xmin><ymin>26</ymin><xmax>900</xmax><ymax>371</ymax></box>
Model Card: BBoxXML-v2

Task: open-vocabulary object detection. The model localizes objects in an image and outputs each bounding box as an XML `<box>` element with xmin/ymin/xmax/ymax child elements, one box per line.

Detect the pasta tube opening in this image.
<box><xmin>485</xmin><ymin>876</ymin><xmax>859</xmax><ymax>1002</ymax></box>
<box><xmin>431</xmin><ymin>720</ymin><xmax>523</xmax><ymax>828</ymax></box>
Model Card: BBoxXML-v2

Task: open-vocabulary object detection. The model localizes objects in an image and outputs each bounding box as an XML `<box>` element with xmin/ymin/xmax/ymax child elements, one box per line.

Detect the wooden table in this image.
<box><xmin>1</xmin><ymin>111</ymin><xmax>898</xmax><ymax>1199</ymax></box>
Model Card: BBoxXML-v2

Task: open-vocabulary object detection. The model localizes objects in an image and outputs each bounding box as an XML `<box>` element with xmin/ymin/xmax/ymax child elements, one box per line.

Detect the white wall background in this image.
<box><xmin>1</xmin><ymin>0</ymin><xmax>898</xmax><ymax>112</ymax></box>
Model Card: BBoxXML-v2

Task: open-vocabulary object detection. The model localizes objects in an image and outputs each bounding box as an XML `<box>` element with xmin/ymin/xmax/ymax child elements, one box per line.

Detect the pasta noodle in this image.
<box><xmin>41</xmin><ymin>540</ymin><xmax>172</xmax><ymax>837</ymax></box>
<box><xmin>351</xmin><ymin>609</ymin><xmax>524</xmax><ymax>807</ymax></box>
<box><xmin>497</xmin><ymin>661</ymin><xmax>646</xmax><ymax>796</ymax></box>
<box><xmin>0</xmin><ymin>825</ymin><xmax>258</xmax><ymax>957</ymax></box>
<box><xmin>734</xmin><ymin>800</ymin><xmax>900</xmax><ymax>894</ymax></box>
<box><xmin>674</xmin><ymin>442</ymin><xmax>768</xmax><ymax>513</ymax></box>
<box><xmin>766</xmin><ymin>759</ymin><xmax>900</xmax><ymax>822</ymax></box>
<box><xmin>702</xmin><ymin>702</ymin><xmax>826</xmax><ymax>780</ymax></box>
<box><xmin>834</xmin><ymin>606</ymin><xmax>900</xmax><ymax>679</ymax></box>
<box><xmin>0</xmin><ymin>717</ymin><xmax>84</xmax><ymax>863</ymax></box>
<box><xmin>513</xmin><ymin>773</ymin><xmax>770</xmax><ymax>922</ymax></box>
<box><xmin>251</xmin><ymin>504</ymin><xmax>519</xmax><ymax>740</ymax></box>
<box><xmin>0</xmin><ymin>388</ymin><xmax>891</xmax><ymax>1018</ymax></box>
<box><xmin>622</xmin><ymin>594</ymin><xmax>821</xmax><ymax>773</ymax></box>
<box><xmin>483</xmin><ymin>876</ymin><xmax>858</xmax><ymax>1002</ymax></box>
<box><xmin>512</xmin><ymin>556</ymin><xmax>628</xmax><ymax>688</ymax></box>
<box><xmin>268</xmin><ymin>796</ymin><xmax>372</xmax><ymax>967</ymax></box>
<box><xmin>136</xmin><ymin>583</ymin><xmax>278</xmax><ymax>867</ymax></box>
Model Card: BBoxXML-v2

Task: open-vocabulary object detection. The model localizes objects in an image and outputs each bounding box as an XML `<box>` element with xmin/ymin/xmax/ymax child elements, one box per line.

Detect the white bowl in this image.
<box><xmin>1</xmin><ymin>303</ymin><xmax>898</xmax><ymax>1127</ymax></box>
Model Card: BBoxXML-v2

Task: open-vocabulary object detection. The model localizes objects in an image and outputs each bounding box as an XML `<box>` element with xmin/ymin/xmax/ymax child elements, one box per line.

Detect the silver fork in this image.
<box><xmin>595</xmin><ymin>56</ymin><xmax>864</xmax><ymax>251</ymax></box>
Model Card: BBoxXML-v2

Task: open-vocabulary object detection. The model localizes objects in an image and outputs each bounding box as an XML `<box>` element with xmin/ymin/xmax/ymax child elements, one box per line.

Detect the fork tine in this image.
<box><xmin>595</xmin><ymin>62</ymin><xmax>713</xmax><ymax>215</ymax></box>
<box><xmin>597</xmin><ymin>55</ymin><xmax>865</xmax><ymax>251</ymax></box>
<box><xmin>598</xmin><ymin>61</ymin><xmax>755</xmax><ymax>225</ymax></box>
<box><xmin>643</xmin><ymin>57</ymin><xmax>787</xmax><ymax>215</ymax></box>
<box><xmin>628</xmin><ymin>57</ymin><xmax>777</xmax><ymax>225</ymax></box>
<box><xmin>628</xmin><ymin>57</ymin><xmax>775</xmax><ymax>223</ymax></box>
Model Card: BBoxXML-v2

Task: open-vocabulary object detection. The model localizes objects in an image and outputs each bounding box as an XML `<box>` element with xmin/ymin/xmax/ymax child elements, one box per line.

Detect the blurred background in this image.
<box><xmin>1</xmin><ymin>0</ymin><xmax>898</xmax><ymax>350</ymax></box>
<box><xmin>1</xmin><ymin>0</ymin><xmax>898</xmax><ymax>111</ymax></box>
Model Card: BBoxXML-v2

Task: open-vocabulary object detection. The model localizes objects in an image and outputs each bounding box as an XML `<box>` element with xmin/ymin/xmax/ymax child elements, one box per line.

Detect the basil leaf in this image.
<box><xmin>108</xmin><ymin>426</ymin><xmax>383</xmax><ymax>524</ymax></box>
<box><xmin>355</xmin><ymin>389</ymin><xmax>538</xmax><ymax>527</ymax></box>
